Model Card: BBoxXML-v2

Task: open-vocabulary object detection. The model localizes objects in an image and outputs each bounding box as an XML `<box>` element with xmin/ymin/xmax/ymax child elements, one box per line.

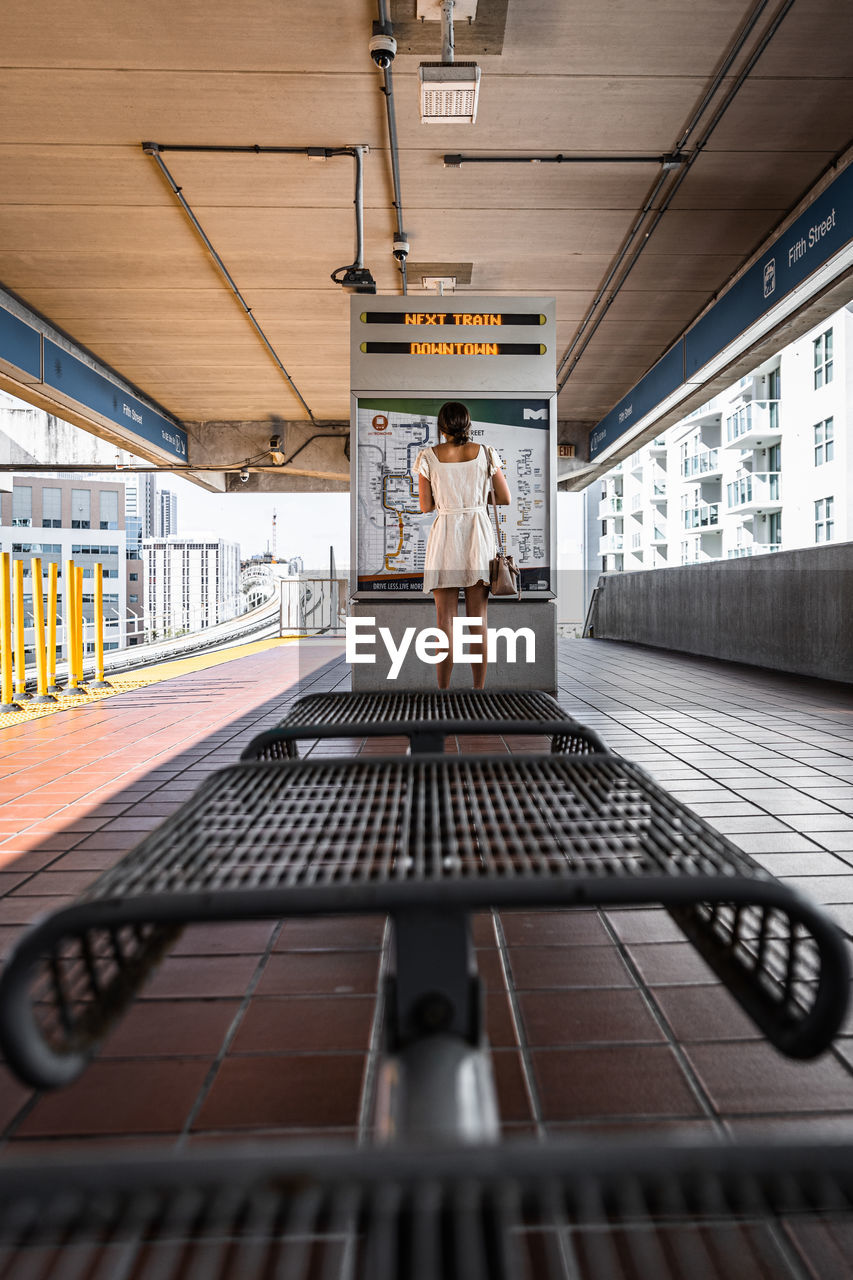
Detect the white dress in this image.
<box><xmin>412</xmin><ymin>444</ymin><xmax>504</xmax><ymax>592</ymax></box>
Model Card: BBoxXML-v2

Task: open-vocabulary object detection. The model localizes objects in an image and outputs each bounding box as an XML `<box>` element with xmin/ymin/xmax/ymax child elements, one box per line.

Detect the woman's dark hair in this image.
<box><xmin>437</xmin><ymin>401</ymin><xmax>471</xmax><ymax>444</ymax></box>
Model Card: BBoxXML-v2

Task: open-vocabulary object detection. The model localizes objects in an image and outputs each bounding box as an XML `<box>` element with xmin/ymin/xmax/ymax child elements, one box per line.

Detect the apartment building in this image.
<box><xmin>143</xmin><ymin>536</ymin><xmax>241</xmax><ymax>639</ymax></box>
<box><xmin>0</xmin><ymin>475</ymin><xmax>142</xmax><ymax>655</ymax></box>
<box><xmin>587</xmin><ymin>303</ymin><xmax>851</xmax><ymax>577</ymax></box>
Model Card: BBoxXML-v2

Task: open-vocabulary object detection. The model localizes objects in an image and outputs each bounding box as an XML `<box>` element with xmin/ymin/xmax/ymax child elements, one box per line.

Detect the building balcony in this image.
<box><xmin>727</xmin><ymin>543</ymin><xmax>782</xmax><ymax>558</ymax></box>
<box><xmin>681</xmin><ymin>448</ymin><xmax>721</xmax><ymax>479</ymax></box>
<box><xmin>650</xmin><ymin>524</ymin><xmax>668</xmax><ymax>544</ymax></box>
<box><xmin>599</xmin><ymin>534</ymin><xmax>624</xmax><ymax>555</ymax></box>
<box><xmin>598</xmin><ymin>496</ymin><xmax>623</xmax><ymax>518</ymax></box>
<box><xmin>629</xmin><ymin>453</ymin><xmax>644</xmax><ymax>476</ymax></box>
<box><xmin>648</xmin><ymin>436</ymin><xmax>668</xmax><ymax>455</ymax></box>
<box><xmin>726</xmin><ymin>472</ymin><xmax>782</xmax><ymax>514</ymax></box>
<box><xmin>682</xmin><ymin>502</ymin><xmax>720</xmax><ymax>531</ymax></box>
<box><xmin>724</xmin><ymin>400</ymin><xmax>781</xmax><ymax>450</ymax></box>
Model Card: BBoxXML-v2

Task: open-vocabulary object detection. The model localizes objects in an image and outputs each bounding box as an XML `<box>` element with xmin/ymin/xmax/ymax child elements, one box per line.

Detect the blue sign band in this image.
<box><xmin>0</xmin><ymin>308</ymin><xmax>41</xmax><ymax>379</ymax></box>
<box><xmin>589</xmin><ymin>161</ymin><xmax>853</xmax><ymax>460</ymax></box>
<box><xmin>685</xmin><ymin>162</ymin><xmax>853</xmax><ymax>376</ymax></box>
<box><xmin>589</xmin><ymin>342</ymin><xmax>683</xmax><ymax>460</ymax></box>
<box><xmin>43</xmin><ymin>341</ymin><xmax>187</xmax><ymax>461</ymax></box>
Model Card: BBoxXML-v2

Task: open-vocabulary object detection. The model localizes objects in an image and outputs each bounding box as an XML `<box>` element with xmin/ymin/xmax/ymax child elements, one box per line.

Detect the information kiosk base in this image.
<box><xmin>350</xmin><ymin>597</ymin><xmax>557</xmax><ymax>693</ymax></box>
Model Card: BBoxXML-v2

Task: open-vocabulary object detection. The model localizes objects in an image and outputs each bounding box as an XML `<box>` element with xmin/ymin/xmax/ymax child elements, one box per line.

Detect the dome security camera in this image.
<box><xmin>369</xmin><ymin>33</ymin><xmax>397</xmax><ymax>68</ymax></box>
<box><xmin>239</xmin><ymin>467</ymin><xmax>249</xmax><ymax>483</ymax></box>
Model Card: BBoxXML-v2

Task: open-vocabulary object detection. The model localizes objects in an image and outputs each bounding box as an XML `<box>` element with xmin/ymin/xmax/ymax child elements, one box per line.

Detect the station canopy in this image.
<box><xmin>1</xmin><ymin>0</ymin><xmax>852</xmax><ymax>488</ymax></box>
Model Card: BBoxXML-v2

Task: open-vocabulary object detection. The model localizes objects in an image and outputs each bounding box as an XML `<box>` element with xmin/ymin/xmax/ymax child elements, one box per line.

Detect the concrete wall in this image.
<box><xmin>588</xmin><ymin>542</ymin><xmax>853</xmax><ymax>684</ymax></box>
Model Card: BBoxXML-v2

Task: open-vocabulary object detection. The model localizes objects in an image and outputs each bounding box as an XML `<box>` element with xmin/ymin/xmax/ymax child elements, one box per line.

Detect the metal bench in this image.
<box><xmin>0</xmin><ymin>753</ymin><xmax>847</xmax><ymax>1108</ymax></box>
<box><xmin>240</xmin><ymin>689</ymin><xmax>609</xmax><ymax>757</ymax></box>
<box><xmin>1</xmin><ymin>1135</ymin><xmax>852</xmax><ymax>1279</ymax></box>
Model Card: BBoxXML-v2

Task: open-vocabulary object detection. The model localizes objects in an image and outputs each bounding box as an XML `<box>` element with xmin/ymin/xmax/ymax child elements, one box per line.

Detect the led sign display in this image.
<box><xmin>360</xmin><ymin>341</ymin><xmax>546</xmax><ymax>357</ymax></box>
<box><xmin>360</xmin><ymin>311</ymin><xmax>546</xmax><ymax>327</ymax></box>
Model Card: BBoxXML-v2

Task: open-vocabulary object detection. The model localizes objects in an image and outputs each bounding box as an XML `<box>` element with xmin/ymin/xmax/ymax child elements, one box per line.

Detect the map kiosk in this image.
<box><xmin>350</xmin><ymin>296</ymin><xmax>557</xmax><ymax>691</ymax></box>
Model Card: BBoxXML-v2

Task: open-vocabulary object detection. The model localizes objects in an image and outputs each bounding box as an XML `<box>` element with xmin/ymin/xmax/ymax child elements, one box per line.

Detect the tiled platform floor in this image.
<box><xmin>0</xmin><ymin>637</ymin><xmax>852</xmax><ymax>1151</ymax></box>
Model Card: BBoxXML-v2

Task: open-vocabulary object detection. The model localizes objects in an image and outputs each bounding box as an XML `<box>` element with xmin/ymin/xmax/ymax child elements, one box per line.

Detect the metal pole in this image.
<box><xmin>64</xmin><ymin>559</ymin><xmax>85</xmax><ymax>696</ymax></box>
<box><xmin>144</xmin><ymin>143</ymin><xmax>318</xmax><ymax>425</ymax></box>
<box><xmin>29</xmin><ymin>559</ymin><xmax>56</xmax><ymax>703</ymax></box>
<box><xmin>12</xmin><ymin>559</ymin><xmax>30</xmax><ymax>702</ymax></box>
<box><xmin>90</xmin><ymin>563</ymin><xmax>111</xmax><ymax>689</ymax></box>
<box><xmin>0</xmin><ymin>553</ymin><xmax>20</xmax><ymax>712</ymax></box>
<box><xmin>46</xmin><ymin>562</ymin><xmax>61</xmax><ymax>693</ymax></box>
<box><xmin>441</xmin><ymin>0</ymin><xmax>455</xmax><ymax>63</ymax></box>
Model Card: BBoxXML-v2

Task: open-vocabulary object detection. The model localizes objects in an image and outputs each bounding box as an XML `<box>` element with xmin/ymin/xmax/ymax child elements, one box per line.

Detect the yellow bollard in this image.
<box><xmin>0</xmin><ymin>552</ymin><xmax>20</xmax><ymax>712</ymax></box>
<box><xmin>46</xmin><ymin>561</ymin><xmax>61</xmax><ymax>693</ymax></box>
<box><xmin>13</xmin><ymin>558</ymin><xmax>31</xmax><ymax>702</ymax></box>
<box><xmin>64</xmin><ymin>559</ymin><xmax>85</xmax><ymax>697</ymax></box>
<box><xmin>90</xmin><ymin>562</ymin><xmax>111</xmax><ymax>689</ymax></box>
<box><xmin>29</xmin><ymin>558</ymin><xmax>56</xmax><ymax>703</ymax></box>
<box><xmin>76</xmin><ymin>564</ymin><xmax>85</xmax><ymax>689</ymax></box>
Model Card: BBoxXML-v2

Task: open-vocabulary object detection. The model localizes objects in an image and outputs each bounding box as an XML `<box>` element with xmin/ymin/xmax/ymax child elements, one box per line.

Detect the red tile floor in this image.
<box><xmin>0</xmin><ymin>637</ymin><xmax>852</xmax><ymax>1152</ymax></box>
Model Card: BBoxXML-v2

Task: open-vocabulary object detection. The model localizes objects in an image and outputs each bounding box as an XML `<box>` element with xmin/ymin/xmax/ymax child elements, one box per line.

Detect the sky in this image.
<box><xmin>166</xmin><ymin>476</ymin><xmax>352</xmax><ymax>570</ymax></box>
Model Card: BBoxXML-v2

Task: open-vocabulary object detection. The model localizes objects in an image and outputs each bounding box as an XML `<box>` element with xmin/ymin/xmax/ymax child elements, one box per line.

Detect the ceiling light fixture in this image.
<box><xmin>419</xmin><ymin>0</ymin><xmax>481</xmax><ymax>125</ymax></box>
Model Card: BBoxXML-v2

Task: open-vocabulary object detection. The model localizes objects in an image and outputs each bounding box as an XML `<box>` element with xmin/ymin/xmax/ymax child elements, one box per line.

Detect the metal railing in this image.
<box><xmin>280</xmin><ymin>577</ymin><xmax>348</xmax><ymax>634</ymax></box>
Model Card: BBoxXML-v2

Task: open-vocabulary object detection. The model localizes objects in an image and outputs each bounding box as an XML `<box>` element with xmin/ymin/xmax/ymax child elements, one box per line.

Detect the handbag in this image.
<box><xmin>485</xmin><ymin>449</ymin><xmax>521</xmax><ymax>599</ymax></box>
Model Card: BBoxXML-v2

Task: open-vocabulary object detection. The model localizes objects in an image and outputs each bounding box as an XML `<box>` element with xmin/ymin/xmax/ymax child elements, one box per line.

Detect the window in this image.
<box><xmin>813</xmin><ymin>329</ymin><xmax>833</xmax><ymax>388</ymax></box>
<box><xmin>42</xmin><ymin>487</ymin><xmax>62</xmax><ymax>527</ymax></box>
<box><xmin>768</xmin><ymin>511</ymin><xmax>782</xmax><ymax>546</ymax></box>
<box><xmin>129</xmin><ymin>594</ymin><xmax>138</xmax><ymax>603</ymax></box>
<box><xmin>71</xmin><ymin>489</ymin><xmax>91</xmax><ymax>529</ymax></box>
<box><xmin>815</xmin><ymin>497</ymin><xmax>835</xmax><ymax>543</ymax></box>
<box><xmin>12</xmin><ymin>486</ymin><xmax>32</xmax><ymax>527</ymax></box>
<box><xmin>814</xmin><ymin>418</ymin><xmax>834</xmax><ymax>467</ymax></box>
<box><xmin>129</xmin><ymin>572</ymin><xmax>138</xmax><ymax>581</ymax></box>
<box><xmin>99</xmin><ymin>489</ymin><xmax>119</xmax><ymax>529</ymax></box>
<box><xmin>726</xmin><ymin>404</ymin><xmax>755</xmax><ymax>444</ymax></box>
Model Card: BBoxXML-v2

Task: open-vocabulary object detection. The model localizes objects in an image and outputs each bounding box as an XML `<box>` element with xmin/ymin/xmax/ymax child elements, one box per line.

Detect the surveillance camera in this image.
<box><xmin>393</xmin><ymin>236</ymin><xmax>410</xmax><ymax>262</ymax></box>
<box><xmin>369</xmin><ymin>33</ymin><xmax>397</xmax><ymax>68</ymax></box>
<box><xmin>239</xmin><ymin>467</ymin><xmax>249</xmax><ymax>483</ymax></box>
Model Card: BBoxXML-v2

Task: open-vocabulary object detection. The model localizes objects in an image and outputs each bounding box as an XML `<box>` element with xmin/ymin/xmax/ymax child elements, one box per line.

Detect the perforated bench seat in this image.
<box><xmin>0</xmin><ymin>753</ymin><xmax>847</xmax><ymax>1089</ymax></box>
<box><xmin>1</xmin><ymin>1135</ymin><xmax>852</xmax><ymax>1280</ymax></box>
<box><xmin>240</xmin><ymin>688</ymin><xmax>608</xmax><ymax>757</ymax></box>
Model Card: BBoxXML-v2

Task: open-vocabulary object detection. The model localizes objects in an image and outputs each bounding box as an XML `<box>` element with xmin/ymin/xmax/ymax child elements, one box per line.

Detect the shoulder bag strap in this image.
<box><xmin>483</xmin><ymin>444</ymin><xmax>504</xmax><ymax>554</ymax></box>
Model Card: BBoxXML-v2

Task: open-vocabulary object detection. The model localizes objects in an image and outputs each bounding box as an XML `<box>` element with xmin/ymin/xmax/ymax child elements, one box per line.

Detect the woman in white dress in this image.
<box><xmin>413</xmin><ymin>402</ymin><xmax>511</xmax><ymax>689</ymax></box>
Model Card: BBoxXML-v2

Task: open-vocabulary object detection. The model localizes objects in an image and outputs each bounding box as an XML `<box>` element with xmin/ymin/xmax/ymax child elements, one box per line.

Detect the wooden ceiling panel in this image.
<box><xmin>496</xmin><ymin>0</ymin><xmax>760</xmax><ymax>77</ymax></box>
<box><xmin>0</xmin><ymin>71</ymin><xmax>388</xmax><ymax>149</ymax></box>
<box><xmin>0</xmin><ymin>0</ymin><xmax>850</xmax><ymax>452</ymax></box>
<box><xmin>704</xmin><ymin>78</ymin><xmax>853</xmax><ymax>154</ymax></box>
<box><xmin>668</xmin><ymin>149</ymin><xmax>837</xmax><ymax>211</ymax></box>
<box><xmin>393</xmin><ymin>72</ymin><xmax>710</xmax><ymax>152</ymax></box>
<box><xmin>0</xmin><ymin>0</ymin><xmax>378</xmax><ymax>72</ymax></box>
<box><xmin>748</xmin><ymin>3</ymin><xmax>853</xmax><ymax>79</ymax></box>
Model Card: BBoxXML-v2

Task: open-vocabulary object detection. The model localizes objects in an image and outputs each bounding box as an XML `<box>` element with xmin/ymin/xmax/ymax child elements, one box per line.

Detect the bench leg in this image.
<box><xmin>409</xmin><ymin>730</ymin><xmax>447</xmax><ymax>755</ymax></box>
<box><xmin>374</xmin><ymin>909</ymin><xmax>500</xmax><ymax>1144</ymax></box>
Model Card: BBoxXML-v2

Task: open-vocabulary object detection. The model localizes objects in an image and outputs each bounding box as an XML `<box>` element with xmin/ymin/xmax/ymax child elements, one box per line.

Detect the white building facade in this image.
<box><xmin>143</xmin><ymin>536</ymin><xmax>241</xmax><ymax>639</ymax></box>
<box><xmin>0</xmin><ymin>475</ymin><xmax>132</xmax><ymax>657</ymax></box>
<box><xmin>589</xmin><ymin>303</ymin><xmax>851</xmax><ymax>576</ymax></box>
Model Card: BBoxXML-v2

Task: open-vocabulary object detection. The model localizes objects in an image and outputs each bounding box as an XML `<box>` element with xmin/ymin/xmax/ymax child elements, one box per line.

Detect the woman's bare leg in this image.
<box><xmin>433</xmin><ymin>588</ymin><xmax>459</xmax><ymax>689</ymax></box>
<box><xmin>464</xmin><ymin>583</ymin><xmax>490</xmax><ymax>689</ymax></box>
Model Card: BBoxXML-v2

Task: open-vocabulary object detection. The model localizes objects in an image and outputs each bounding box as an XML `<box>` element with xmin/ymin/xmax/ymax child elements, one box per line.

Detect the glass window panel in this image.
<box><xmin>71</xmin><ymin>489</ymin><xmax>91</xmax><ymax>528</ymax></box>
<box><xmin>99</xmin><ymin>490</ymin><xmax>119</xmax><ymax>529</ymax></box>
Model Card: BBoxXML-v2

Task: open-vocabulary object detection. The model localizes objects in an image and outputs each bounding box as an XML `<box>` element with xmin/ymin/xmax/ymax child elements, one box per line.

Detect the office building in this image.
<box><xmin>143</xmin><ymin>536</ymin><xmax>241</xmax><ymax>639</ymax></box>
<box><xmin>0</xmin><ymin>475</ymin><xmax>140</xmax><ymax>656</ymax></box>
